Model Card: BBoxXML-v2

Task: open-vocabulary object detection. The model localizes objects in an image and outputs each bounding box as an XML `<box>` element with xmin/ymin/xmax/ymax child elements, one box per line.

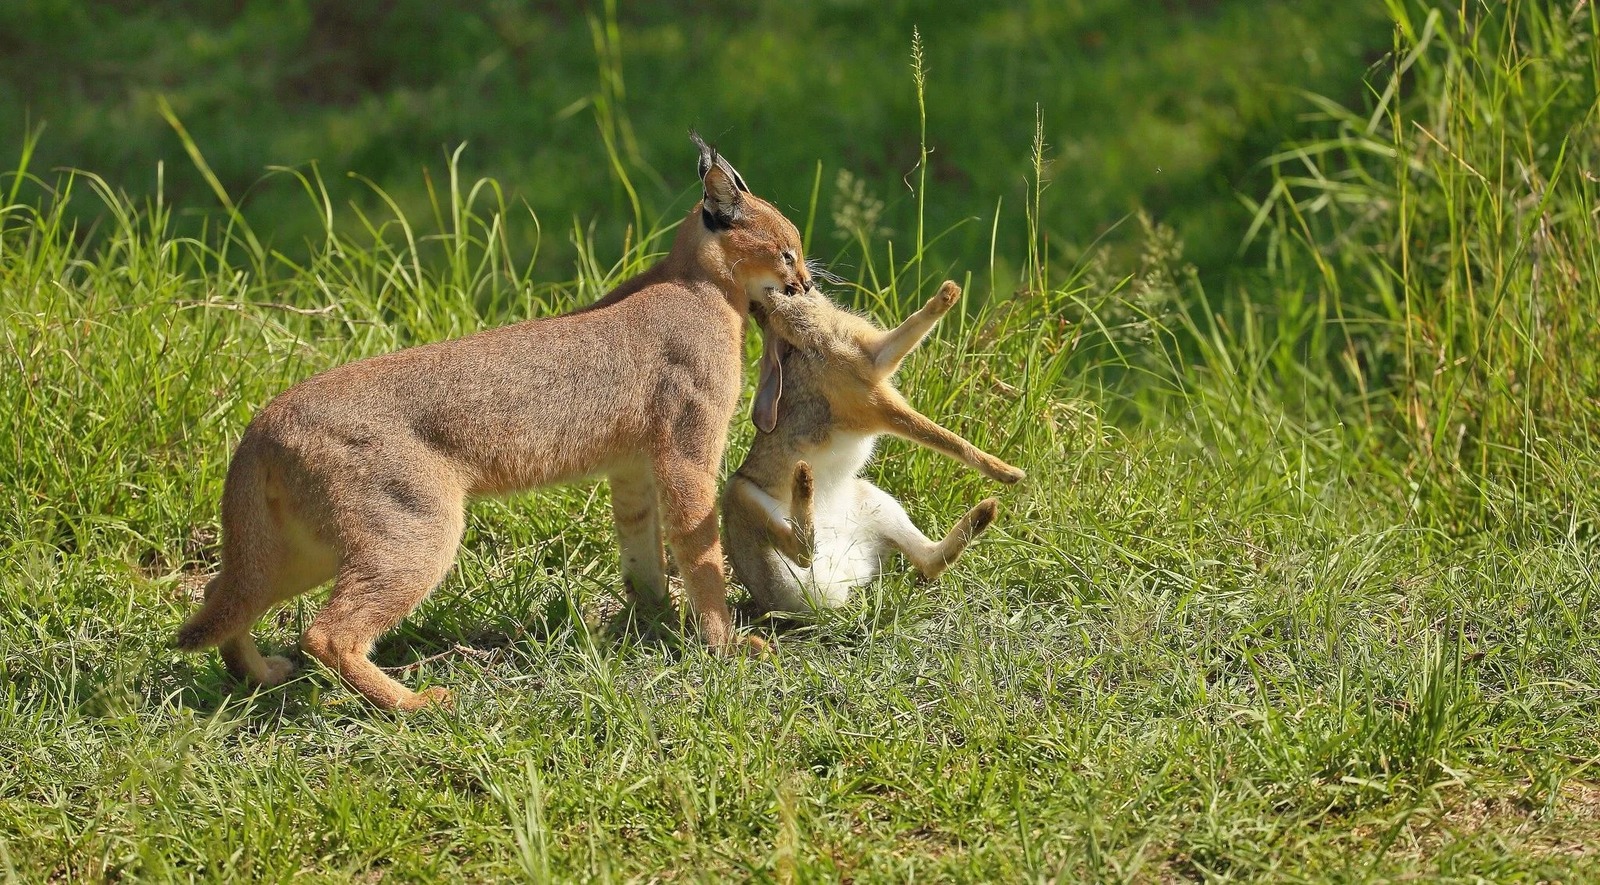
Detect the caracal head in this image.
<box><xmin>689</xmin><ymin>132</ymin><xmax>812</xmax><ymax>308</ymax></box>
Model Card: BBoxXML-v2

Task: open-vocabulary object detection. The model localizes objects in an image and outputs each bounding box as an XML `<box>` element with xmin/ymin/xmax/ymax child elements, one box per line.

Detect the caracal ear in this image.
<box><xmin>691</xmin><ymin>131</ymin><xmax>747</xmax><ymax>230</ymax></box>
<box><xmin>692</xmin><ymin>130</ymin><xmax>749</xmax><ymax>192</ymax></box>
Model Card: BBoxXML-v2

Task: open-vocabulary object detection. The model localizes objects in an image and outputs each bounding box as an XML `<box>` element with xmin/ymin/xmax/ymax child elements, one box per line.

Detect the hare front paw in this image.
<box><xmin>787</xmin><ymin>461</ymin><xmax>816</xmax><ymax>566</ymax></box>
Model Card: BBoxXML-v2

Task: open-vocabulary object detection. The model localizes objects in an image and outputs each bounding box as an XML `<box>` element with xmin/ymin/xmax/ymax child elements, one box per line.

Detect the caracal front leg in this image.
<box><xmin>872</xmin><ymin>280</ymin><xmax>962</xmax><ymax>374</ymax></box>
<box><xmin>879</xmin><ymin>392</ymin><xmax>1026</xmax><ymax>484</ymax></box>
<box><xmin>611</xmin><ymin>462</ymin><xmax>670</xmax><ymax>616</ymax></box>
<box><xmin>655</xmin><ymin>454</ymin><xmax>766</xmax><ymax>654</ymax></box>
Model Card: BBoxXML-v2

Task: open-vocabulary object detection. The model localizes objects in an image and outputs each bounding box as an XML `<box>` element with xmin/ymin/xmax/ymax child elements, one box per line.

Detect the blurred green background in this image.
<box><xmin>0</xmin><ymin>0</ymin><xmax>1388</xmax><ymax>284</ymax></box>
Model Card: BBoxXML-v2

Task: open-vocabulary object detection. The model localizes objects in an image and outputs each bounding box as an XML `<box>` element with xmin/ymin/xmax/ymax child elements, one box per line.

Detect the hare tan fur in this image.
<box><xmin>724</xmin><ymin>280</ymin><xmax>1024</xmax><ymax>615</ymax></box>
<box><xmin>175</xmin><ymin>138</ymin><xmax>815</xmax><ymax>711</ymax></box>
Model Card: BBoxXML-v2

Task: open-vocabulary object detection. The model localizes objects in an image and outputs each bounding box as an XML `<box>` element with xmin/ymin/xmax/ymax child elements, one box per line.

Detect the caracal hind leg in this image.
<box><xmin>217</xmin><ymin>542</ymin><xmax>337</xmax><ymax>687</ymax></box>
<box><xmin>189</xmin><ymin>570</ymin><xmax>295</xmax><ymax>687</ymax></box>
<box><xmin>611</xmin><ymin>463</ymin><xmax>670</xmax><ymax>616</ymax></box>
<box><xmin>302</xmin><ymin>505</ymin><xmax>465</xmax><ymax>711</ymax></box>
<box><xmin>179</xmin><ymin>489</ymin><xmax>337</xmax><ymax>687</ymax></box>
<box><xmin>219</xmin><ymin>632</ymin><xmax>296</xmax><ymax>687</ymax></box>
<box><xmin>656</xmin><ymin>456</ymin><xmax>762</xmax><ymax>653</ymax></box>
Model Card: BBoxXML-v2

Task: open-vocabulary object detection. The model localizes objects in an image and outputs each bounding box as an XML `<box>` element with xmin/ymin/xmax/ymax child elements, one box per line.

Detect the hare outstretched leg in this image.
<box><xmin>862</xmin><ymin>483</ymin><xmax>999</xmax><ymax>581</ymax></box>
<box><xmin>878</xmin><ymin>392</ymin><xmax>1026</xmax><ymax>485</ymax></box>
<box><xmin>872</xmin><ymin>280</ymin><xmax>961</xmax><ymax>373</ymax></box>
<box><xmin>919</xmin><ymin>498</ymin><xmax>1000</xmax><ymax>580</ymax></box>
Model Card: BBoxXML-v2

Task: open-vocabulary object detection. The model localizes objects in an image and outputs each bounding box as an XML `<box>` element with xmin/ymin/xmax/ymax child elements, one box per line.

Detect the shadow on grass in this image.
<box><xmin>159</xmin><ymin>572</ymin><xmax>922</xmax><ymax>720</ymax></box>
<box><xmin>162</xmin><ymin>587</ymin><xmax>703</xmax><ymax>718</ymax></box>
<box><xmin>732</xmin><ymin>573</ymin><xmax>934</xmax><ymax>652</ymax></box>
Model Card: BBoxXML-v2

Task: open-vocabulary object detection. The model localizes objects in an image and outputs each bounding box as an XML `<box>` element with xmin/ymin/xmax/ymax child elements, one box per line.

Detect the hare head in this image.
<box><xmin>747</xmin><ymin>277</ymin><xmax>882</xmax><ymax>434</ymax></box>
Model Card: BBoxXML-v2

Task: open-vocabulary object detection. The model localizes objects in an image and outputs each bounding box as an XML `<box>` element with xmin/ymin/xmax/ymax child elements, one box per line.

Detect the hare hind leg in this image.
<box><xmin>861</xmin><ymin>482</ymin><xmax>998</xmax><ymax>581</ymax></box>
<box><xmin>878</xmin><ymin>394</ymin><xmax>1026</xmax><ymax>485</ymax></box>
<box><xmin>923</xmin><ymin>498</ymin><xmax>1000</xmax><ymax>580</ymax></box>
<box><xmin>301</xmin><ymin>502</ymin><xmax>465</xmax><ymax>712</ymax></box>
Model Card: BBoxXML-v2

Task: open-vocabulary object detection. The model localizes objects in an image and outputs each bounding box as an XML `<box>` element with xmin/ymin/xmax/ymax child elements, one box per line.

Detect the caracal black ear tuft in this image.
<box><xmin>690</xmin><ymin>130</ymin><xmax>749</xmax><ymax>193</ymax></box>
<box><xmin>691</xmin><ymin>130</ymin><xmax>715</xmax><ymax>180</ymax></box>
<box><xmin>690</xmin><ymin>130</ymin><xmax>748</xmax><ymax>231</ymax></box>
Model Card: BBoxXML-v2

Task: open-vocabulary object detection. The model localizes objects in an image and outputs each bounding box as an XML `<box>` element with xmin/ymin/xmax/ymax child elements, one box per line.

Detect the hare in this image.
<box><xmin>723</xmin><ymin>280</ymin><xmax>1024</xmax><ymax>615</ymax></box>
<box><xmin>175</xmin><ymin>136</ymin><xmax>815</xmax><ymax>710</ymax></box>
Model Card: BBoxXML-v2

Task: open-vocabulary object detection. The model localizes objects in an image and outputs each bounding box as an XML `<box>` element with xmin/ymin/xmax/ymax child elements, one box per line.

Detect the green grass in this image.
<box><xmin>3</xmin><ymin>2</ymin><xmax>1599</xmax><ymax>880</ymax></box>
<box><xmin>0</xmin><ymin>0</ymin><xmax>1387</xmax><ymax>281</ymax></box>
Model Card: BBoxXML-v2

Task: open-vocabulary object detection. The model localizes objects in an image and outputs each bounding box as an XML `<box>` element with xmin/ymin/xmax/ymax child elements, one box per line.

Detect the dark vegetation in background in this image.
<box><xmin>0</xmin><ymin>0</ymin><xmax>1388</xmax><ymax>283</ymax></box>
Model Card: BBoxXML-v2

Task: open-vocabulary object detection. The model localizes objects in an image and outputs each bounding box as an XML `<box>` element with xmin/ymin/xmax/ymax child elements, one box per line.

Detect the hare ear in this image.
<box><xmin>752</xmin><ymin>332</ymin><xmax>786</xmax><ymax>433</ymax></box>
<box><xmin>691</xmin><ymin>131</ymin><xmax>747</xmax><ymax>230</ymax></box>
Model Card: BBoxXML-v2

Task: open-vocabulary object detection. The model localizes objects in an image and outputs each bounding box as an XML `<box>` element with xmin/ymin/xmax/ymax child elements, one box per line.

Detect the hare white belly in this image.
<box><xmin>766</xmin><ymin>433</ymin><xmax>911</xmax><ymax>608</ymax></box>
